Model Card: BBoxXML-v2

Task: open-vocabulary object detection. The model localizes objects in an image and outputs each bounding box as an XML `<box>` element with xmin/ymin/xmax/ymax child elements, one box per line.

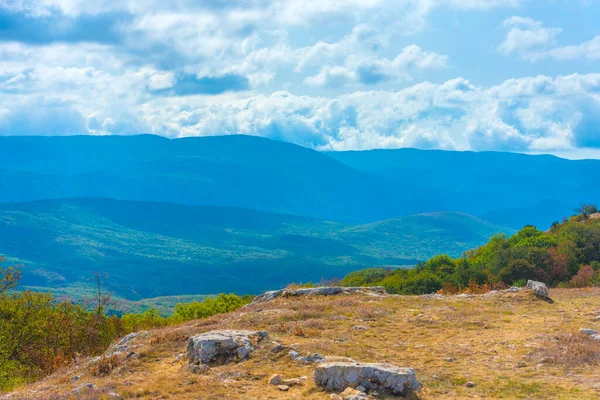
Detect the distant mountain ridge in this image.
<box><xmin>1</xmin><ymin>134</ymin><xmax>597</xmax><ymax>228</ymax></box>
<box><xmin>328</xmin><ymin>147</ymin><xmax>599</xmax><ymax>226</ymax></box>
<box><xmin>0</xmin><ymin>198</ymin><xmax>513</xmax><ymax>298</ymax></box>
<box><xmin>0</xmin><ymin>135</ymin><xmax>439</xmax><ymax>222</ymax></box>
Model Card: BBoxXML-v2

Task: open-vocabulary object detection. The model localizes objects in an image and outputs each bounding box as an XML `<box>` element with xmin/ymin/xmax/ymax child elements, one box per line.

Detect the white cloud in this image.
<box><xmin>304</xmin><ymin>44</ymin><xmax>448</xmax><ymax>87</ymax></box>
<box><xmin>547</xmin><ymin>35</ymin><xmax>600</xmax><ymax>61</ymax></box>
<box><xmin>498</xmin><ymin>17</ymin><xmax>562</xmax><ymax>60</ymax></box>
<box><xmin>499</xmin><ymin>16</ymin><xmax>600</xmax><ymax>62</ymax></box>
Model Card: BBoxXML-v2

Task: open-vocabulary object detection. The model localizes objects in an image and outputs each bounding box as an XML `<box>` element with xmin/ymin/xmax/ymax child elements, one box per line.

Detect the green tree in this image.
<box><xmin>0</xmin><ymin>257</ymin><xmax>21</xmax><ymax>295</ymax></box>
<box><xmin>499</xmin><ymin>259</ymin><xmax>537</xmax><ymax>285</ymax></box>
<box><xmin>576</xmin><ymin>203</ymin><xmax>598</xmax><ymax>219</ymax></box>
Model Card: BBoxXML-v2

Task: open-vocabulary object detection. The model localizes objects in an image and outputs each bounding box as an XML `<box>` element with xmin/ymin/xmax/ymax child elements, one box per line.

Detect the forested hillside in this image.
<box><xmin>341</xmin><ymin>206</ymin><xmax>600</xmax><ymax>294</ymax></box>
<box><xmin>0</xmin><ymin>198</ymin><xmax>512</xmax><ymax>298</ymax></box>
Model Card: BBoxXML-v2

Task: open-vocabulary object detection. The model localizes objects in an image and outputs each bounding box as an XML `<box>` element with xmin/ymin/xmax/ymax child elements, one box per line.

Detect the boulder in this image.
<box><xmin>527</xmin><ymin>280</ymin><xmax>549</xmax><ymax>298</ymax></box>
<box><xmin>314</xmin><ymin>361</ymin><xmax>422</xmax><ymax>396</ymax></box>
<box><xmin>187</xmin><ymin>330</ymin><xmax>268</xmax><ymax>366</ymax></box>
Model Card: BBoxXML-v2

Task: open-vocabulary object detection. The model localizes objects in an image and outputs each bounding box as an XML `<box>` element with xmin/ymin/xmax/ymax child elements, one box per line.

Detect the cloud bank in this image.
<box><xmin>0</xmin><ymin>0</ymin><xmax>599</xmax><ymax>157</ymax></box>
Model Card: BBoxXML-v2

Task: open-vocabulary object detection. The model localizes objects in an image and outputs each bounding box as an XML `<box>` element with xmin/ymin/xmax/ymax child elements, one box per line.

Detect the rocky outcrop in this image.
<box><xmin>527</xmin><ymin>280</ymin><xmax>549</xmax><ymax>298</ymax></box>
<box><xmin>105</xmin><ymin>331</ymin><xmax>148</xmax><ymax>357</ymax></box>
<box><xmin>187</xmin><ymin>330</ymin><xmax>268</xmax><ymax>366</ymax></box>
<box><xmin>314</xmin><ymin>361</ymin><xmax>422</xmax><ymax>396</ymax></box>
<box><xmin>252</xmin><ymin>286</ymin><xmax>387</xmax><ymax>304</ymax></box>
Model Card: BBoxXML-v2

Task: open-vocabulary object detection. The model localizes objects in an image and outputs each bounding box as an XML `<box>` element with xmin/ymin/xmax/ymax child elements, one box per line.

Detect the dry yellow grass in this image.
<box><xmin>5</xmin><ymin>288</ymin><xmax>600</xmax><ymax>399</ymax></box>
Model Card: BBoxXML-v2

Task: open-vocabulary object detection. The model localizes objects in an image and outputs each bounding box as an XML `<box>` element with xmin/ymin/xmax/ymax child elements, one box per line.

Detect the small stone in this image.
<box><xmin>108</xmin><ymin>393</ymin><xmax>121</xmax><ymax>399</ymax></box>
<box><xmin>282</xmin><ymin>378</ymin><xmax>302</xmax><ymax>386</ymax></box>
<box><xmin>71</xmin><ymin>383</ymin><xmax>97</xmax><ymax>394</ymax></box>
<box><xmin>277</xmin><ymin>385</ymin><xmax>290</xmax><ymax>391</ymax></box>
<box><xmin>466</xmin><ymin>382</ymin><xmax>477</xmax><ymax>388</ymax></box>
<box><xmin>187</xmin><ymin>364</ymin><xmax>209</xmax><ymax>374</ymax></box>
<box><xmin>270</xmin><ymin>344</ymin><xmax>289</xmax><ymax>353</ymax></box>
<box><xmin>268</xmin><ymin>374</ymin><xmax>283</xmax><ymax>385</ymax></box>
<box><xmin>579</xmin><ymin>328</ymin><xmax>599</xmax><ymax>336</ymax></box>
<box><xmin>352</xmin><ymin>325</ymin><xmax>368</xmax><ymax>331</ymax></box>
<box><xmin>330</xmin><ymin>395</ymin><xmax>342</xmax><ymax>400</ymax></box>
<box><xmin>432</xmin><ymin>375</ymin><xmax>439</xmax><ymax>380</ymax></box>
<box><xmin>444</xmin><ymin>357</ymin><xmax>455</xmax><ymax>362</ymax></box>
<box><xmin>340</xmin><ymin>388</ymin><xmax>362</xmax><ymax>397</ymax></box>
<box><xmin>356</xmin><ymin>385</ymin><xmax>366</xmax><ymax>392</ymax></box>
<box><xmin>70</xmin><ymin>375</ymin><xmax>81</xmax><ymax>382</ymax></box>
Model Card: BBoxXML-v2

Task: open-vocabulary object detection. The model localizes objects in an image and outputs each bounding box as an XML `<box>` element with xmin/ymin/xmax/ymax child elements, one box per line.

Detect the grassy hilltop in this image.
<box><xmin>4</xmin><ymin>287</ymin><xmax>600</xmax><ymax>399</ymax></box>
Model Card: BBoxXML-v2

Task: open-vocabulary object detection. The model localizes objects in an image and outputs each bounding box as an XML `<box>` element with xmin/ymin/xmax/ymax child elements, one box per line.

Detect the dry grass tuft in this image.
<box><xmin>89</xmin><ymin>354</ymin><xmax>122</xmax><ymax>376</ymax></box>
<box><xmin>531</xmin><ymin>333</ymin><xmax>600</xmax><ymax>367</ymax></box>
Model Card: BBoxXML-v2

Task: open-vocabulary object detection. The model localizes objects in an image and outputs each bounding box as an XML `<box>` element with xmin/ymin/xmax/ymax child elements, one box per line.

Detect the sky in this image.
<box><xmin>0</xmin><ymin>0</ymin><xmax>600</xmax><ymax>158</ymax></box>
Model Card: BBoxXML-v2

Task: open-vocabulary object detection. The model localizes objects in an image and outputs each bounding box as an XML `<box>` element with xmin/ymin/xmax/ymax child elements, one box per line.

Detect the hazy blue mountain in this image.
<box><xmin>2</xmin><ymin>135</ymin><xmax>598</xmax><ymax>224</ymax></box>
<box><xmin>328</xmin><ymin>148</ymin><xmax>600</xmax><ymax>225</ymax></box>
<box><xmin>480</xmin><ymin>199</ymin><xmax>576</xmax><ymax>230</ymax></box>
<box><xmin>0</xmin><ymin>135</ymin><xmax>440</xmax><ymax>222</ymax></box>
<box><xmin>0</xmin><ymin>198</ymin><xmax>513</xmax><ymax>298</ymax></box>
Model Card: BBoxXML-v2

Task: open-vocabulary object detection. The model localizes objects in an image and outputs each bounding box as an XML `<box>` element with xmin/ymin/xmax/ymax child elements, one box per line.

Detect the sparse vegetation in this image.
<box><xmin>0</xmin><ymin>264</ymin><xmax>251</xmax><ymax>392</ymax></box>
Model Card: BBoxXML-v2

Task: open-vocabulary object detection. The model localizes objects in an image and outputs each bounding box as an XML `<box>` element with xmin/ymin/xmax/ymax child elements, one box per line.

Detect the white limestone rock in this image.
<box><xmin>187</xmin><ymin>330</ymin><xmax>268</xmax><ymax>366</ymax></box>
<box><xmin>314</xmin><ymin>361</ymin><xmax>422</xmax><ymax>396</ymax></box>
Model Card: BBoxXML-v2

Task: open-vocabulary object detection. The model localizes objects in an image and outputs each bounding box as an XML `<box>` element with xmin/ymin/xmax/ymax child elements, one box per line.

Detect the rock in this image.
<box><xmin>282</xmin><ymin>378</ymin><xmax>302</xmax><ymax>386</ymax></box>
<box><xmin>72</xmin><ymin>383</ymin><xmax>97</xmax><ymax>394</ymax></box>
<box><xmin>526</xmin><ymin>280</ymin><xmax>549</xmax><ymax>299</ymax></box>
<box><xmin>289</xmin><ymin>350</ymin><xmax>326</xmax><ymax>364</ymax></box>
<box><xmin>105</xmin><ymin>331</ymin><xmax>148</xmax><ymax>357</ymax></box>
<box><xmin>252</xmin><ymin>286</ymin><xmax>388</xmax><ymax>304</ymax></box>
<box><xmin>268</xmin><ymin>374</ymin><xmax>283</xmax><ymax>385</ymax></box>
<box><xmin>187</xmin><ymin>330</ymin><xmax>268</xmax><ymax>366</ymax></box>
<box><xmin>339</xmin><ymin>387</ymin><xmax>368</xmax><ymax>399</ymax></box>
<box><xmin>352</xmin><ymin>325</ymin><xmax>368</xmax><ymax>331</ymax></box>
<box><xmin>421</xmin><ymin>293</ymin><xmax>445</xmax><ymax>300</ymax></box>
<box><xmin>314</xmin><ymin>361</ymin><xmax>422</xmax><ymax>396</ymax></box>
<box><xmin>187</xmin><ymin>364</ymin><xmax>210</xmax><ymax>374</ymax></box>
<box><xmin>579</xmin><ymin>328</ymin><xmax>600</xmax><ymax>340</ymax></box>
<box><xmin>70</xmin><ymin>375</ymin><xmax>81</xmax><ymax>382</ymax></box>
<box><xmin>277</xmin><ymin>385</ymin><xmax>290</xmax><ymax>391</ymax></box>
<box><xmin>466</xmin><ymin>382</ymin><xmax>477</xmax><ymax>388</ymax></box>
<box><xmin>108</xmin><ymin>393</ymin><xmax>121</xmax><ymax>399</ymax></box>
<box><xmin>252</xmin><ymin>289</ymin><xmax>285</xmax><ymax>304</ymax></box>
<box><xmin>355</xmin><ymin>385</ymin><xmax>366</xmax><ymax>392</ymax></box>
<box><xmin>270</xmin><ymin>344</ymin><xmax>290</xmax><ymax>354</ymax></box>
<box><xmin>330</xmin><ymin>395</ymin><xmax>342</xmax><ymax>400</ymax></box>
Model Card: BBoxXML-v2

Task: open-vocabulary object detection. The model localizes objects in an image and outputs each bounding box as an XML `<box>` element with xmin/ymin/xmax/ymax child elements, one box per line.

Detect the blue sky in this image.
<box><xmin>0</xmin><ymin>0</ymin><xmax>599</xmax><ymax>157</ymax></box>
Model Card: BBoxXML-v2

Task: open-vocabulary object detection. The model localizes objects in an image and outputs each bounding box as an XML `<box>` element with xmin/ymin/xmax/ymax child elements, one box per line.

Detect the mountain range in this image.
<box><xmin>0</xmin><ymin>134</ymin><xmax>597</xmax><ymax>298</ymax></box>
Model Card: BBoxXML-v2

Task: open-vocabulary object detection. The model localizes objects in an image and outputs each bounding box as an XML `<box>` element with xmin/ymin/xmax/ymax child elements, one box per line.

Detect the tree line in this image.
<box><xmin>340</xmin><ymin>204</ymin><xmax>600</xmax><ymax>294</ymax></box>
